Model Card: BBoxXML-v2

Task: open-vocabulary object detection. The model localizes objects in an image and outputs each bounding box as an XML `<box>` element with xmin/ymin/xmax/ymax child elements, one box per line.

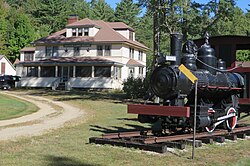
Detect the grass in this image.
<box><xmin>0</xmin><ymin>94</ymin><xmax>38</xmax><ymax>120</ymax></box>
<box><xmin>0</xmin><ymin>89</ymin><xmax>250</xmax><ymax>166</ymax></box>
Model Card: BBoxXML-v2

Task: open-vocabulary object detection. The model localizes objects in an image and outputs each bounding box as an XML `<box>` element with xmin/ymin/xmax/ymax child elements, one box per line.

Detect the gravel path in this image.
<box><xmin>0</xmin><ymin>91</ymin><xmax>84</xmax><ymax>141</ymax></box>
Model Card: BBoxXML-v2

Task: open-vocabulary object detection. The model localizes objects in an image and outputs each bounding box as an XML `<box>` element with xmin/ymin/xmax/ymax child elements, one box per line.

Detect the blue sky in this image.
<box><xmin>100</xmin><ymin>0</ymin><xmax>249</xmax><ymax>13</ymax></box>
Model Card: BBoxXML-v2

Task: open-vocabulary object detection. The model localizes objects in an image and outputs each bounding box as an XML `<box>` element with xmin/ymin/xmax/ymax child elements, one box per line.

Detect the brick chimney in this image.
<box><xmin>68</xmin><ymin>14</ymin><xmax>79</xmax><ymax>25</ymax></box>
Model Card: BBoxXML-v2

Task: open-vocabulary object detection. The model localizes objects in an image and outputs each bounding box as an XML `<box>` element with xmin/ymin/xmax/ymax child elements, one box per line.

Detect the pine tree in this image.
<box><xmin>66</xmin><ymin>0</ymin><xmax>92</xmax><ymax>19</ymax></box>
<box><xmin>24</xmin><ymin>0</ymin><xmax>69</xmax><ymax>33</ymax></box>
<box><xmin>91</xmin><ymin>0</ymin><xmax>115</xmax><ymax>21</ymax></box>
<box><xmin>114</xmin><ymin>0</ymin><xmax>141</xmax><ymax>27</ymax></box>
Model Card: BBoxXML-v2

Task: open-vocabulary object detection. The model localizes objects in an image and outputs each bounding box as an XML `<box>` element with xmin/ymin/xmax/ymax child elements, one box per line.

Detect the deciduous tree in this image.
<box><xmin>6</xmin><ymin>8</ymin><xmax>35</xmax><ymax>61</ymax></box>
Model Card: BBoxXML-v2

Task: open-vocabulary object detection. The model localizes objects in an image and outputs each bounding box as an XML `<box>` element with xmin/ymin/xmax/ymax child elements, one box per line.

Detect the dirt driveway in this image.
<box><xmin>0</xmin><ymin>91</ymin><xmax>84</xmax><ymax>141</ymax></box>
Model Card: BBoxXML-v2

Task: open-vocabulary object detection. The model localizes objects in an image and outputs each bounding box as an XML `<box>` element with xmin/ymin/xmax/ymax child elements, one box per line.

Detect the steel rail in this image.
<box><xmin>143</xmin><ymin>126</ymin><xmax>250</xmax><ymax>144</ymax></box>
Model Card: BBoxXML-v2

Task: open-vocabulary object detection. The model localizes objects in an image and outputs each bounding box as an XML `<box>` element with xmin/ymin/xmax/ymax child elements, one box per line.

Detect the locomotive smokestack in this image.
<box><xmin>171</xmin><ymin>33</ymin><xmax>183</xmax><ymax>66</ymax></box>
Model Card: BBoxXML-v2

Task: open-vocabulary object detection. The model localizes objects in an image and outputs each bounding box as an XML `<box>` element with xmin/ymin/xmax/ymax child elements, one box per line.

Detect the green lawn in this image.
<box><xmin>0</xmin><ymin>90</ymin><xmax>249</xmax><ymax>166</ymax></box>
<box><xmin>0</xmin><ymin>94</ymin><xmax>38</xmax><ymax>120</ymax></box>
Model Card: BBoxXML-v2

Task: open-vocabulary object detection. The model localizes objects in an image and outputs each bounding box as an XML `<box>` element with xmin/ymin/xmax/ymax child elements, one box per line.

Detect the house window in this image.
<box><xmin>24</xmin><ymin>52</ymin><xmax>34</xmax><ymax>61</ymax></box>
<box><xmin>46</xmin><ymin>47</ymin><xmax>53</xmax><ymax>57</ymax></box>
<box><xmin>74</xmin><ymin>47</ymin><xmax>80</xmax><ymax>56</ymax></box>
<box><xmin>75</xmin><ymin>66</ymin><xmax>92</xmax><ymax>77</ymax></box>
<box><xmin>78</xmin><ymin>28</ymin><xmax>83</xmax><ymax>36</ymax></box>
<box><xmin>139</xmin><ymin>51</ymin><xmax>143</xmax><ymax>61</ymax></box>
<box><xmin>84</xmin><ymin>28</ymin><xmax>89</xmax><ymax>36</ymax></box>
<box><xmin>72</xmin><ymin>28</ymin><xmax>76</xmax><ymax>36</ymax></box>
<box><xmin>129</xmin><ymin>48</ymin><xmax>134</xmax><ymax>59</ymax></box>
<box><xmin>114</xmin><ymin>67</ymin><xmax>121</xmax><ymax>79</ymax></box>
<box><xmin>139</xmin><ymin>67</ymin><xmax>144</xmax><ymax>76</ymax></box>
<box><xmin>27</xmin><ymin>66</ymin><xmax>38</xmax><ymax>77</ymax></box>
<box><xmin>94</xmin><ymin>66</ymin><xmax>111</xmax><ymax>77</ymax></box>
<box><xmin>40</xmin><ymin>66</ymin><xmax>55</xmax><ymax>77</ymax></box>
<box><xmin>97</xmin><ymin>45</ymin><xmax>103</xmax><ymax>56</ymax></box>
<box><xmin>52</xmin><ymin>47</ymin><xmax>58</xmax><ymax>57</ymax></box>
<box><xmin>129</xmin><ymin>31</ymin><xmax>133</xmax><ymax>40</ymax></box>
<box><xmin>104</xmin><ymin>45</ymin><xmax>111</xmax><ymax>56</ymax></box>
<box><xmin>1</xmin><ymin>62</ymin><xmax>5</xmax><ymax>75</ymax></box>
<box><xmin>128</xmin><ymin>67</ymin><xmax>135</xmax><ymax>77</ymax></box>
<box><xmin>97</xmin><ymin>45</ymin><xmax>111</xmax><ymax>56</ymax></box>
<box><xmin>46</xmin><ymin>46</ymin><xmax>58</xmax><ymax>57</ymax></box>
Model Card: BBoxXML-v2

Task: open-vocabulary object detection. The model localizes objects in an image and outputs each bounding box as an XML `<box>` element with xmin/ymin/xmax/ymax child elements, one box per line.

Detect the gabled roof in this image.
<box><xmin>33</xmin><ymin>18</ymin><xmax>148</xmax><ymax>50</ymax></box>
<box><xmin>20</xmin><ymin>47</ymin><xmax>36</xmax><ymax>52</ymax></box>
<box><xmin>66</xmin><ymin>18</ymin><xmax>100</xmax><ymax>28</ymax></box>
<box><xmin>108</xmin><ymin>22</ymin><xmax>134</xmax><ymax>31</ymax></box>
<box><xmin>126</xmin><ymin>59</ymin><xmax>145</xmax><ymax>67</ymax></box>
<box><xmin>0</xmin><ymin>55</ymin><xmax>16</xmax><ymax>70</ymax></box>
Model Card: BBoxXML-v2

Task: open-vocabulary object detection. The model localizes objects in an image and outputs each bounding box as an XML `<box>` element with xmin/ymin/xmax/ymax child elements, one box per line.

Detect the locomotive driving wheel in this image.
<box><xmin>225</xmin><ymin>107</ymin><xmax>238</xmax><ymax>131</ymax></box>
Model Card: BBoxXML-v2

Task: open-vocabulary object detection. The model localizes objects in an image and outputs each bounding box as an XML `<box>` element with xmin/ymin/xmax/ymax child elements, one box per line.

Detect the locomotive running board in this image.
<box><xmin>128</xmin><ymin>104</ymin><xmax>190</xmax><ymax>117</ymax></box>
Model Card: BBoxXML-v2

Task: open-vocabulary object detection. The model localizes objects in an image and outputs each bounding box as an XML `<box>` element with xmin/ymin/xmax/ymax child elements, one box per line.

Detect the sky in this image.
<box><xmin>100</xmin><ymin>0</ymin><xmax>249</xmax><ymax>13</ymax></box>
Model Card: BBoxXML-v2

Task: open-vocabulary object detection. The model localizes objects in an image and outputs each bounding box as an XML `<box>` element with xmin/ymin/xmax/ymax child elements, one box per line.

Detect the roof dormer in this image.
<box><xmin>108</xmin><ymin>22</ymin><xmax>135</xmax><ymax>41</ymax></box>
<box><xmin>66</xmin><ymin>18</ymin><xmax>100</xmax><ymax>37</ymax></box>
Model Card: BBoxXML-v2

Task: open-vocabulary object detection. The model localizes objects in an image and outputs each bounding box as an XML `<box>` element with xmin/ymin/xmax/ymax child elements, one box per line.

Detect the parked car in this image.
<box><xmin>0</xmin><ymin>75</ymin><xmax>21</xmax><ymax>90</ymax></box>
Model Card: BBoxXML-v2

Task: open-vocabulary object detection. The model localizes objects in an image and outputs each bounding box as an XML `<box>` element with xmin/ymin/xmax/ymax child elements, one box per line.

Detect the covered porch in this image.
<box><xmin>16</xmin><ymin>57</ymin><xmax>123</xmax><ymax>90</ymax></box>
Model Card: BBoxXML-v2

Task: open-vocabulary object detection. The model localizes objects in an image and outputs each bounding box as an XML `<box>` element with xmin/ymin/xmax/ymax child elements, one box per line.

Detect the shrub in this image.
<box><xmin>122</xmin><ymin>76</ymin><xmax>147</xmax><ymax>99</ymax></box>
<box><xmin>236</xmin><ymin>50</ymin><xmax>250</xmax><ymax>61</ymax></box>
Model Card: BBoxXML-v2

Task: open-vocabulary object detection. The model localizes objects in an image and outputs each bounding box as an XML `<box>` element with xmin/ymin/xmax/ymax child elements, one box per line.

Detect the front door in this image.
<box><xmin>58</xmin><ymin>66</ymin><xmax>69</xmax><ymax>82</ymax></box>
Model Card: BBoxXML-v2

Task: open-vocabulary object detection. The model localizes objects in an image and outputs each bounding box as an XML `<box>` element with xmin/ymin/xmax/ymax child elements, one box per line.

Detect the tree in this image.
<box><xmin>138</xmin><ymin>0</ymin><xmax>237</xmax><ymax>38</ymax></box>
<box><xmin>135</xmin><ymin>10</ymin><xmax>154</xmax><ymax>71</ymax></box>
<box><xmin>90</xmin><ymin>0</ymin><xmax>115</xmax><ymax>21</ymax></box>
<box><xmin>211</xmin><ymin>7</ymin><xmax>248</xmax><ymax>36</ymax></box>
<box><xmin>24</xmin><ymin>0</ymin><xmax>69</xmax><ymax>33</ymax></box>
<box><xmin>114</xmin><ymin>0</ymin><xmax>141</xmax><ymax>27</ymax></box>
<box><xmin>236</xmin><ymin>50</ymin><xmax>250</xmax><ymax>61</ymax></box>
<box><xmin>6</xmin><ymin>8</ymin><xmax>36</xmax><ymax>61</ymax></box>
<box><xmin>66</xmin><ymin>0</ymin><xmax>92</xmax><ymax>19</ymax></box>
<box><xmin>4</xmin><ymin>0</ymin><xmax>27</xmax><ymax>8</ymax></box>
<box><xmin>0</xmin><ymin>0</ymin><xmax>9</xmax><ymax>55</ymax></box>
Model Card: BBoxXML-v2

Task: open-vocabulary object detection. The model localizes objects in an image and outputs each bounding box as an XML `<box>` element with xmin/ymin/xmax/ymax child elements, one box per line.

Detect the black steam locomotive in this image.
<box><xmin>128</xmin><ymin>33</ymin><xmax>244</xmax><ymax>133</ymax></box>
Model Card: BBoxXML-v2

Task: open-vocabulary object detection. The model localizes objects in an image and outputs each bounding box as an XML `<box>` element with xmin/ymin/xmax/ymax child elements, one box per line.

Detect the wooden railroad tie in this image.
<box><xmin>89</xmin><ymin>125</ymin><xmax>250</xmax><ymax>153</ymax></box>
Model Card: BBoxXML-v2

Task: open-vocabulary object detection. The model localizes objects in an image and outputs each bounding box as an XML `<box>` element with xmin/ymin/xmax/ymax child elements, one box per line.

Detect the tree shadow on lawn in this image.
<box><xmin>116</xmin><ymin>118</ymin><xmax>138</xmax><ymax>122</ymax></box>
<box><xmin>45</xmin><ymin>155</ymin><xmax>102</xmax><ymax>166</ymax></box>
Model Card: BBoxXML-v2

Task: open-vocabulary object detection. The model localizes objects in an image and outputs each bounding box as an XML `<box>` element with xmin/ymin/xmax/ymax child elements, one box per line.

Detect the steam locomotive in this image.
<box><xmin>128</xmin><ymin>33</ymin><xmax>244</xmax><ymax>133</ymax></box>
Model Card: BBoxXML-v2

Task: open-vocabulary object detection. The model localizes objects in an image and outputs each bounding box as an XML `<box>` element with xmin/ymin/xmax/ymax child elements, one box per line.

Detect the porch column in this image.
<box><xmin>38</xmin><ymin>66</ymin><xmax>41</xmax><ymax>77</ymax></box>
<box><xmin>55</xmin><ymin>66</ymin><xmax>58</xmax><ymax>77</ymax></box>
<box><xmin>111</xmin><ymin>65</ymin><xmax>114</xmax><ymax>78</ymax></box>
<box><xmin>73</xmin><ymin>66</ymin><xmax>76</xmax><ymax>77</ymax></box>
<box><xmin>91</xmin><ymin>66</ymin><xmax>94</xmax><ymax>77</ymax></box>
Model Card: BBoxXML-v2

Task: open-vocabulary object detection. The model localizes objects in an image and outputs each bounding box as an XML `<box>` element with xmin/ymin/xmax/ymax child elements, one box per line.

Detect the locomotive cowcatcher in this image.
<box><xmin>128</xmin><ymin>33</ymin><xmax>244</xmax><ymax>133</ymax></box>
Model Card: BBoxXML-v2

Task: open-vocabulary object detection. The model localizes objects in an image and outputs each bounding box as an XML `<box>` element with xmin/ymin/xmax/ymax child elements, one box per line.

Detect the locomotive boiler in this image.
<box><xmin>128</xmin><ymin>33</ymin><xmax>244</xmax><ymax>133</ymax></box>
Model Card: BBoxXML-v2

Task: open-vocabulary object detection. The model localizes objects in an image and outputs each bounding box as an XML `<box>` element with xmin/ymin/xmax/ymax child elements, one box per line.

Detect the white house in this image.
<box><xmin>17</xmin><ymin>16</ymin><xmax>148</xmax><ymax>90</ymax></box>
<box><xmin>0</xmin><ymin>55</ymin><xmax>16</xmax><ymax>76</ymax></box>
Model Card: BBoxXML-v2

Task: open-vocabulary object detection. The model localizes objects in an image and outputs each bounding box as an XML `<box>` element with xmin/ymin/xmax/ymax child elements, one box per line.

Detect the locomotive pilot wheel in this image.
<box><xmin>226</xmin><ymin>107</ymin><xmax>238</xmax><ymax>131</ymax></box>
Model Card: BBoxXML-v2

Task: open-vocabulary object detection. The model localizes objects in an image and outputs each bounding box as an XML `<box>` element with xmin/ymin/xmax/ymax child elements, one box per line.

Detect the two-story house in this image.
<box><xmin>17</xmin><ymin>16</ymin><xmax>148</xmax><ymax>90</ymax></box>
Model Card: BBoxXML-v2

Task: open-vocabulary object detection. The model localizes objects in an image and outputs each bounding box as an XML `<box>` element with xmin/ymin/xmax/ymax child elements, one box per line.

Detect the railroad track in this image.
<box><xmin>89</xmin><ymin>125</ymin><xmax>250</xmax><ymax>153</ymax></box>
